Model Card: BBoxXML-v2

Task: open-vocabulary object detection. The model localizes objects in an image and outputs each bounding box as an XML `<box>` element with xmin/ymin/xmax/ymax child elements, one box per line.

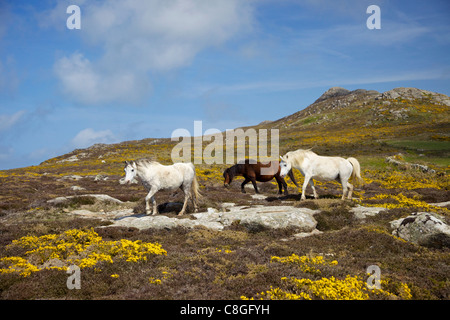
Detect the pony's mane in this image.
<box><xmin>134</xmin><ymin>158</ymin><xmax>159</xmax><ymax>169</ymax></box>
<box><xmin>292</xmin><ymin>148</ymin><xmax>315</xmax><ymax>157</ymax></box>
<box><xmin>286</xmin><ymin>148</ymin><xmax>315</xmax><ymax>167</ymax></box>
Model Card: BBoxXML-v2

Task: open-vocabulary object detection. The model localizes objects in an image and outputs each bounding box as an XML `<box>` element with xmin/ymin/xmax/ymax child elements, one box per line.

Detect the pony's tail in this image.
<box><xmin>347</xmin><ymin>157</ymin><xmax>364</xmax><ymax>186</ymax></box>
<box><xmin>191</xmin><ymin>170</ymin><xmax>202</xmax><ymax>202</ymax></box>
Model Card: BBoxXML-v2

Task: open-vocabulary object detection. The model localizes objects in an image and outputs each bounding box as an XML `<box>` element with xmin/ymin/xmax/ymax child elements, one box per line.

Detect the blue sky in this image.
<box><xmin>1</xmin><ymin>0</ymin><xmax>449</xmax><ymax>170</ymax></box>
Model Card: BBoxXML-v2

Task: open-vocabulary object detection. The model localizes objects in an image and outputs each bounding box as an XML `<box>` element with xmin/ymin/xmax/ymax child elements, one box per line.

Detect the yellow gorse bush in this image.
<box><xmin>363</xmin><ymin>169</ymin><xmax>446</xmax><ymax>190</ymax></box>
<box><xmin>242</xmin><ymin>275</ymin><xmax>407</xmax><ymax>300</ymax></box>
<box><xmin>271</xmin><ymin>254</ymin><xmax>338</xmax><ymax>275</ymax></box>
<box><xmin>0</xmin><ymin>257</ymin><xmax>40</xmax><ymax>277</ymax></box>
<box><xmin>0</xmin><ymin>229</ymin><xmax>166</xmax><ymax>277</ymax></box>
<box><xmin>149</xmin><ymin>271</ymin><xmax>173</xmax><ymax>285</ymax></box>
<box><xmin>242</xmin><ymin>286</ymin><xmax>312</xmax><ymax>300</ymax></box>
<box><xmin>359</xmin><ymin>193</ymin><xmax>447</xmax><ymax>212</ymax></box>
<box><xmin>290</xmin><ymin>275</ymin><xmax>375</xmax><ymax>300</ymax></box>
<box><xmin>242</xmin><ymin>254</ymin><xmax>413</xmax><ymax>300</ymax></box>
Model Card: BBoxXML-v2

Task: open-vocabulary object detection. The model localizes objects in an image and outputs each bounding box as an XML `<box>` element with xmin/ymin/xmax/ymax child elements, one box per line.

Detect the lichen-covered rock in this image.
<box><xmin>390</xmin><ymin>212</ymin><xmax>450</xmax><ymax>248</ymax></box>
<box><xmin>350</xmin><ymin>205</ymin><xmax>386</xmax><ymax>219</ymax></box>
<box><xmin>107</xmin><ymin>205</ymin><xmax>318</xmax><ymax>232</ymax></box>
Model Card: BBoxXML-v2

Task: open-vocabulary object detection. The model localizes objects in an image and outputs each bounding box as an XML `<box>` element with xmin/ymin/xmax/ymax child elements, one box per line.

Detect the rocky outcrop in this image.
<box><xmin>303</xmin><ymin>87</ymin><xmax>379</xmax><ymax>115</ymax></box>
<box><xmin>385</xmin><ymin>155</ymin><xmax>436</xmax><ymax>173</ymax></box>
<box><xmin>314</xmin><ymin>87</ymin><xmax>351</xmax><ymax>103</ymax></box>
<box><xmin>47</xmin><ymin>194</ymin><xmax>124</xmax><ymax>205</ymax></box>
<box><xmin>390</xmin><ymin>212</ymin><xmax>450</xmax><ymax>248</ymax></box>
<box><xmin>46</xmin><ymin>194</ymin><xmax>388</xmax><ymax>234</ymax></box>
<box><xmin>107</xmin><ymin>205</ymin><xmax>319</xmax><ymax>232</ymax></box>
<box><xmin>377</xmin><ymin>87</ymin><xmax>450</xmax><ymax>106</ymax></box>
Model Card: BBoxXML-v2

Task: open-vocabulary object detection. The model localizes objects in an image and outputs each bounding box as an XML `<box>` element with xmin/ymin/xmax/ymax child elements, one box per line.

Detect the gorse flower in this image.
<box><xmin>290</xmin><ymin>276</ymin><xmax>372</xmax><ymax>300</ymax></box>
<box><xmin>271</xmin><ymin>254</ymin><xmax>338</xmax><ymax>275</ymax></box>
<box><xmin>0</xmin><ymin>229</ymin><xmax>167</xmax><ymax>277</ymax></box>
<box><xmin>242</xmin><ymin>254</ymin><xmax>413</xmax><ymax>300</ymax></box>
<box><xmin>242</xmin><ymin>274</ymin><xmax>413</xmax><ymax>301</ymax></box>
<box><xmin>0</xmin><ymin>257</ymin><xmax>40</xmax><ymax>277</ymax></box>
<box><xmin>359</xmin><ymin>192</ymin><xmax>447</xmax><ymax>211</ymax></box>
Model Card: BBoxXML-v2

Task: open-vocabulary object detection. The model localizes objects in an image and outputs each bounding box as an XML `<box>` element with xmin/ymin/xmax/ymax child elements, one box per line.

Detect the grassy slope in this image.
<box><xmin>0</xmin><ymin>90</ymin><xmax>449</xmax><ymax>300</ymax></box>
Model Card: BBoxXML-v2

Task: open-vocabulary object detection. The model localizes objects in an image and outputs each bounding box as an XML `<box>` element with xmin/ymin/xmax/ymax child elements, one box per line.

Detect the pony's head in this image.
<box><xmin>279</xmin><ymin>155</ymin><xmax>291</xmax><ymax>178</ymax></box>
<box><xmin>223</xmin><ymin>168</ymin><xmax>233</xmax><ymax>187</ymax></box>
<box><xmin>122</xmin><ymin>161</ymin><xmax>138</xmax><ymax>184</ymax></box>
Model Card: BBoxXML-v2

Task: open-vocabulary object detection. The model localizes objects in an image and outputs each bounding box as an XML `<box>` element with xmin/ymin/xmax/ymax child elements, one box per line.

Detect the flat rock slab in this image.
<box><xmin>350</xmin><ymin>205</ymin><xmax>386</xmax><ymax>219</ymax></box>
<box><xmin>70</xmin><ymin>208</ymin><xmax>134</xmax><ymax>221</ymax></box>
<box><xmin>106</xmin><ymin>205</ymin><xmax>319</xmax><ymax>232</ymax></box>
<box><xmin>47</xmin><ymin>194</ymin><xmax>123</xmax><ymax>205</ymax></box>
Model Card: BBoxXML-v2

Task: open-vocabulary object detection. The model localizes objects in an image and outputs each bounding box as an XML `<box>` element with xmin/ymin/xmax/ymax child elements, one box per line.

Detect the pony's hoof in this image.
<box><xmin>178</xmin><ymin>211</ymin><xmax>185</xmax><ymax>216</ymax></box>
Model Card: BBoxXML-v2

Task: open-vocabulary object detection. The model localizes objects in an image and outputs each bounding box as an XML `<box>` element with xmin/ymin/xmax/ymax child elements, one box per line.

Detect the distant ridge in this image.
<box><xmin>5</xmin><ymin>86</ymin><xmax>447</xmax><ymax>173</ymax></box>
<box><xmin>272</xmin><ymin>87</ymin><xmax>450</xmax><ymax>122</ymax></box>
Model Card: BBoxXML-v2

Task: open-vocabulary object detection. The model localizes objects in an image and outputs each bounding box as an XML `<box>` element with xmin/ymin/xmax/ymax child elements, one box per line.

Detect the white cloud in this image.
<box><xmin>71</xmin><ymin>128</ymin><xmax>118</xmax><ymax>149</ymax></box>
<box><xmin>54</xmin><ymin>53</ymin><xmax>151</xmax><ymax>105</ymax></box>
<box><xmin>53</xmin><ymin>0</ymin><xmax>254</xmax><ymax>105</ymax></box>
<box><xmin>0</xmin><ymin>110</ymin><xmax>26</xmax><ymax>132</ymax></box>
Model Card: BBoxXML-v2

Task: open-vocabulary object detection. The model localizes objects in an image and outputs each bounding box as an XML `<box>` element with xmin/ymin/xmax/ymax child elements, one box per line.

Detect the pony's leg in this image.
<box><xmin>250</xmin><ymin>178</ymin><xmax>260</xmax><ymax>194</ymax></box>
<box><xmin>283</xmin><ymin>179</ymin><xmax>289</xmax><ymax>195</ymax></box>
<box><xmin>191</xmin><ymin>194</ymin><xmax>198</xmax><ymax>213</ymax></box>
<box><xmin>340</xmin><ymin>180</ymin><xmax>348</xmax><ymax>200</ymax></box>
<box><xmin>309</xmin><ymin>179</ymin><xmax>318</xmax><ymax>199</ymax></box>
<box><xmin>151</xmin><ymin>196</ymin><xmax>158</xmax><ymax>215</ymax></box>
<box><xmin>178</xmin><ymin>189</ymin><xmax>190</xmax><ymax>216</ymax></box>
<box><xmin>301</xmin><ymin>176</ymin><xmax>311</xmax><ymax>200</ymax></box>
<box><xmin>192</xmin><ymin>185</ymin><xmax>199</xmax><ymax>213</ymax></box>
<box><xmin>275</xmin><ymin>176</ymin><xmax>288</xmax><ymax>195</ymax></box>
<box><xmin>145</xmin><ymin>188</ymin><xmax>158</xmax><ymax>215</ymax></box>
<box><xmin>241</xmin><ymin>178</ymin><xmax>250</xmax><ymax>193</ymax></box>
<box><xmin>347</xmin><ymin>182</ymin><xmax>354</xmax><ymax>200</ymax></box>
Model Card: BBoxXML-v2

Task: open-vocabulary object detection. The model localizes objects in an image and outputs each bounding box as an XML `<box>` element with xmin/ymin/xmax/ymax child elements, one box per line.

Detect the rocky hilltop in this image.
<box><xmin>276</xmin><ymin>86</ymin><xmax>450</xmax><ymax>121</ymax></box>
<box><xmin>379</xmin><ymin>87</ymin><xmax>450</xmax><ymax>105</ymax></box>
<box><xmin>315</xmin><ymin>86</ymin><xmax>450</xmax><ymax>106</ymax></box>
<box><xmin>259</xmin><ymin>86</ymin><xmax>449</xmax><ymax>158</ymax></box>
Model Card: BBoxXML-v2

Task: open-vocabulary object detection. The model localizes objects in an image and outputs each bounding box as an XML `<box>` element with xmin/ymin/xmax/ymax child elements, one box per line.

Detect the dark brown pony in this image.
<box><xmin>223</xmin><ymin>160</ymin><xmax>299</xmax><ymax>195</ymax></box>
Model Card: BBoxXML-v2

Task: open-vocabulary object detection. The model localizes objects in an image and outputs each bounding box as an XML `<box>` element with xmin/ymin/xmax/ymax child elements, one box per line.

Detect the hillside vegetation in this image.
<box><xmin>0</xmin><ymin>87</ymin><xmax>449</xmax><ymax>300</ymax></box>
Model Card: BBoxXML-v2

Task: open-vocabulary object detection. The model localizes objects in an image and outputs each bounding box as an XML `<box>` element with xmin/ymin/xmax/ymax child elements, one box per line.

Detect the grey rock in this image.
<box><xmin>106</xmin><ymin>205</ymin><xmax>319</xmax><ymax>232</ymax></box>
<box><xmin>315</xmin><ymin>87</ymin><xmax>351</xmax><ymax>103</ymax></box>
<box><xmin>378</xmin><ymin>87</ymin><xmax>450</xmax><ymax>106</ymax></box>
<box><xmin>47</xmin><ymin>194</ymin><xmax>123</xmax><ymax>205</ymax></box>
<box><xmin>57</xmin><ymin>174</ymin><xmax>83</xmax><ymax>181</ymax></box>
<box><xmin>390</xmin><ymin>212</ymin><xmax>450</xmax><ymax>248</ymax></box>
<box><xmin>385</xmin><ymin>156</ymin><xmax>436</xmax><ymax>173</ymax></box>
<box><xmin>94</xmin><ymin>174</ymin><xmax>109</xmax><ymax>181</ymax></box>
<box><xmin>70</xmin><ymin>186</ymin><xmax>86</xmax><ymax>191</ymax></box>
<box><xmin>71</xmin><ymin>208</ymin><xmax>134</xmax><ymax>221</ymax></box>
<box><xmin>351</xmin><ymin>205</ymin><xmax>386</xmax><ymax>219</ymax></box>
<box><xmin>430</xmin><ymin>201</ymin><xmax>450</xmax><ymax>208</ymax></box>
<box><xmin>112</xmin><ymin>215</ymin><xmax>215</xmax><ymax>230</ymax></box>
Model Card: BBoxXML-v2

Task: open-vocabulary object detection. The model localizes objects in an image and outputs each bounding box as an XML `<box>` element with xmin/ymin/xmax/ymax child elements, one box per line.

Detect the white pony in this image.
<box><xmin>122</xmin><ymin>160</ymin><xmax>201</xmax><ymax>215</ymax></box>
<box><xmin>279</xmin><ymin>149</ymin><xmax>363</xmax><ymax>200</ymax></box>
